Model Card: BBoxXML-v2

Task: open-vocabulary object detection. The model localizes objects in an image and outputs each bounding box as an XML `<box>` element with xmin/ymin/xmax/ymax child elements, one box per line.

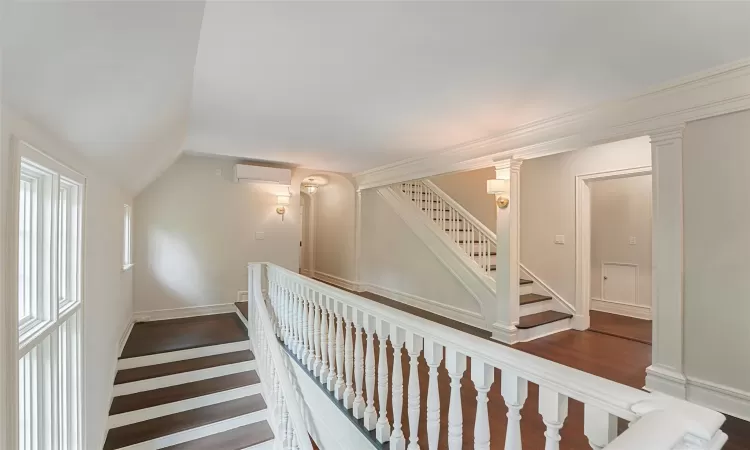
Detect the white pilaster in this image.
<box><xmin>646</xmin><ymin>126</ymin><xmax>687</xmax><ymax>398</ymax></box>
<box><xmin>492</xmin><ymin>159</ymin><xmax>522</xmax><ymax>344</ymax></box>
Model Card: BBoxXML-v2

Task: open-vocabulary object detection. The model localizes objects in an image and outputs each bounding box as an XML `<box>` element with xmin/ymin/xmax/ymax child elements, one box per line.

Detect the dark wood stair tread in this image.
<box><xmin>472</xmin><ymin>251</ymin><xmax>497</xmax><ymax>256</ymax></box>
<box><xmin>520</xmin><ymin>278</ymin><xmax>532</xmax><ymax>285</ymax></box>
<box><xmin>520</xmin><ymin>293</ymin><xmax>551</xmax><ymax>305</ymax></box>
<box><xmin>162</xmin><ymin>420</ymin><xmax>274</xmax><ymax>449</ymax></box>
<box><xmin>110</xmin><ymin>371</ymin><xmax>260</xmax><ymax>415</ymax></box>
<box><xmin>104</xmin><ymin>395</ymin><xmax>267</xmax><ymax>450</ymax></box>
<box><xmin>115</xmin><ymin>350</ymin><xmax>254</xmax><ymax>385</ymax></box>
<box><xmin>235</xmin><ymin>301</ymin><xmax>248</xmax><ymax>320</ymax></box>
<box><xmin>517</xmin><ymin>311</ymin><xmax>572</xmax><ymax>329</ymax></box>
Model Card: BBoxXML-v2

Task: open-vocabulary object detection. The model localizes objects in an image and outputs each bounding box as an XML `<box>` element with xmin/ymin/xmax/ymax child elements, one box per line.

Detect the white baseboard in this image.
<box><xmin>133</xmin><ymin>303</ymin><xmax>237</xmax><ymax>322</ymax></box>
<box><xmin>645</xmin><ymin>365</ymin><xmax>687</xmax><ymax>399</ymax></box>
<box><xmin>118</xmin><ymin>320</ymin><xmax>135</xmax><ymax>357</ymax></box>
<box><xmin>364</xmin><ymin>283</ymin><xmax>486</xmax><ymax>329</ymax></box>
<box><xmin>687</xmin><ymin>377</ymin><xmax>750</xmax><ymax>422</ymax></box>
<box><xmin>313</xmin><ymin>272</ymin><xmax>362</xmax><ymax>292</ymax></box>
<box><xmin>591</xmin><ymin>298</ymin><xmax>651</xmax><ymax>320</ymax></box>
<box><xmin>236</xmin><ymin>291</ymin><xmax>248</xmax><ymax>303</ymax></box>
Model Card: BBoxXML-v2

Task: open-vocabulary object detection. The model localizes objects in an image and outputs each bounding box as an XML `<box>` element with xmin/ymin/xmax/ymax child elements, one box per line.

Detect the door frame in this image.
<box><xmin>574</xmin><ymin>165</ymin><xmax>652</xmax><ymax>328</ymax></box>
<box><xmin>299</xmin><ymin>192</ymin><xmax>316</xmax><ymax>276</ymax></box>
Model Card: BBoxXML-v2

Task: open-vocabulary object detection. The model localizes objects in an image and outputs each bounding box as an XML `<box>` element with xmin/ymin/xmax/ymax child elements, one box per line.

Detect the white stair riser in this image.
<box><xmin>520</xmin><ymin>299</ymin><xmax>554</xmax><ymax>316</ymax></box>
<box><xmin>113</xmin><ymin>360</ymin><xmax>257</xmax><ymax>396</ymax></box>
<box><xmin>518</xmin><ymin>318</ymin><xmax>572</xmax><ymax>343</ymax></box>
<box><xmin>108</xmin><ymin>384</ymin><xmax>263</xmax><ymax>429</ymax></box>
<box><xmin>241</xmin><ymin>440</ymin><xmax>275</xmax><ymax>450</ymax></box>
<box><xmin>114</xmin><ymin>410</ymin><xmax>269</xmax><ymax>450</ymax></box>
<box><xmin>519</xmin><ymin>283</ymin><xmax>533</xmax><ymax>296</ymax></box>
<box><xmin>117</xmin><ymin>341</ymin><xmax>251</xmax><ymax>370</ymax></box>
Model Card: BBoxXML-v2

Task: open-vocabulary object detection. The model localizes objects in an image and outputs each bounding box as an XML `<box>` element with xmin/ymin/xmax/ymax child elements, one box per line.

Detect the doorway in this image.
<box><xmin>299</xmin><ymin>192</ymin><xmax>315</xmax><ymax>275</ymax></box>
<box><xmin>575</xmin><ymin>166</ymin><xmax>653</xmax><ymax>344</ymax></box>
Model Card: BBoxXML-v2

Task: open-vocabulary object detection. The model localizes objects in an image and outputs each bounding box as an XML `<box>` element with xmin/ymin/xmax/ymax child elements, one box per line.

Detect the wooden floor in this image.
<box><xmin>589</xmin><ymin>310</ymin><xmax>652</xmax><ymax>344</ymax></box>
<box><xmin>121</xmin><ymin>313</ymin><xmax>248</xmax><ymax>358</ymax></box>
<box><xmin>310</xmin><ymin>279</ymin><xmax>749</xmax><ymax>449</ymax></box>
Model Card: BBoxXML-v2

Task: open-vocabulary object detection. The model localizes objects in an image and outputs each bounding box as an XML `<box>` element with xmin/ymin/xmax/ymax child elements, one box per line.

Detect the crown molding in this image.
<box><xmin>355</xmin><ymin>58</ymin><xmax>750</xmax><ymax>190</ymax></box>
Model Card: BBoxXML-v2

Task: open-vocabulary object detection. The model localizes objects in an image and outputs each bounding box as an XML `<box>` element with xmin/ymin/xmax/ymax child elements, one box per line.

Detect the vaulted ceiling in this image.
<box><xmin>5</xmin><ymin>1</ymin><xmax>750</xmax><ymax>193</ymax></box>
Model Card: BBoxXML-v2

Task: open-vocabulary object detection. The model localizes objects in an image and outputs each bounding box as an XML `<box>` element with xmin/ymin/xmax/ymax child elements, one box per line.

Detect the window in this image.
<box><xmin>16</xmin><ymin>140</ymin><xmax>84</xmax><ymax>450</ymax></box>
<box><xmin>123</xmin><ymin>204</ymin><xmax>132</xmax><ymax>270</ymax></box>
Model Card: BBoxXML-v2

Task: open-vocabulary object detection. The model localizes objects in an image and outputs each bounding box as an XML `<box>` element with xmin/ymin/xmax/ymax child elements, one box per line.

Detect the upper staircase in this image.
<box><xmin>386</xmin><ymin>180</ymin><xmax>574</xmax><ymax>340</ymax></box>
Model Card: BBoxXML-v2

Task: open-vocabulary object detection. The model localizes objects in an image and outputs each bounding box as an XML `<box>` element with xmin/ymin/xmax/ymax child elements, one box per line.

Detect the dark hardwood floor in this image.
<box><xmin>589</xmin><ymin>310</ymin><xmax>652</xmax><ymax>344</ymax></box>
<box><xmin>114</xmin><ymin>350</ymin><xmax>254</xmax><ymax>384</ymax></box>
<box><xmin>120</xmin><ymin>313</ymin><xmax>248</xmax><ymax>358</ymax></box>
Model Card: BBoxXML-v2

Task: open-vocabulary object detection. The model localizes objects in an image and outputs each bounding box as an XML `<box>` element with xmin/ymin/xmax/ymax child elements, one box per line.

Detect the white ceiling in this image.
<box><xmin>5</xmin><ymin>1</ymin><xmax>750</xmax><ymax>192</ymax></box>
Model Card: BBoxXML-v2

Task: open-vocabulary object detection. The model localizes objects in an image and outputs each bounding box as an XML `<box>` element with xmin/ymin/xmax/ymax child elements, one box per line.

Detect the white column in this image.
<box><xmin>445</xmin><ymin>349</ymin><xmax>466</xmax><ymax>450</ymax></box>
<box><xmin>492</xmin><ymin>159</ymin><xmax>522</xmax><ymax>344</ymax></box>
<box><xmin>375</xmin><ymin>320</ymin><xmax>391</xmax><ymax>443</ymax></box>
<box><xmin>646</xmin><ymin>126</ymin><xmax>687</xmax><ymax>398</ymax></box>
<box><xmin>363</xmin><ymin>314</ymin><xmax>378</xmax><ymax>430</ymax></box>
<box><xmin>353</xmin><ymin>310</ymin><xmax>366</xmax><ymax>418</ymax></box>
<box><xmin>471</xmin><ymin>359</ymin><xmax>495</xmax><ymax>450</ymax></box>
<box><xmin>583</xmin><ymin>404</ymin><xmax>618</xmax><ymax>450</ymax></box>
<box><xmin>319</xmin><ymin>294</ymin><xmax>329</xmax><ymax>384</ymax></box>
<box><xmin>390</xmin><ymin>328</ymin><xmax>406</xmax><ymax>450</ymax></box>
<box><xmin>355</xmin><ymin>189</ymin><xmax>363</xmax><ymax>287</ymax></box>
<box><xmin>501</xmin><ymin>370</ymin><xmax>528</xmax><ymax>450</ymax></box>
<box><xmin>424</xmin><ymin>340</ymin><xmax>443</xmax><ymax>450</ymax></box>
<box><xmin>405</xmin><ymin>332</ymin><xmax>423</xmax><ymax>450</ymax></box>
<box><xmin>539</xmin><ymin>387</ymin><xmax>568</xmax><ymax>450</ymax></box>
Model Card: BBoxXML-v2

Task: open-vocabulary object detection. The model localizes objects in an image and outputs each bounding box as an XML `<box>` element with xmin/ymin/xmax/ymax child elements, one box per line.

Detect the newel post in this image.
<box><xmin>491</xmin><ymin>158</ymin><xmax>522</xmax><ymax>344</ymax></box>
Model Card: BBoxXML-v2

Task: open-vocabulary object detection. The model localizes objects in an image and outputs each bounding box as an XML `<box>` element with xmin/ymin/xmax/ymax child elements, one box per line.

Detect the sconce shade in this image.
<box><xmin>487</xmin><ymin>179</ymin><xmax>509</xmax><ymax>194</ymax></box>
<box><xmin>277</xmin><ymin>195</ymin><xmax>291</xmax><ymax>206</ymax></box>
<box><xmin>303</xmin><ymin>184</ymin><xmax>318</xmax><ymax>195</ymax></box>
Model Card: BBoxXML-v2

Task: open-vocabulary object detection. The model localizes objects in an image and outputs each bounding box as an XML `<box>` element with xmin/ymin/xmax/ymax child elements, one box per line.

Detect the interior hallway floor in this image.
<box><xmin>311</xmin><ymin>277</ymin><xmax>749</xmax><ymax>449</ymax></box>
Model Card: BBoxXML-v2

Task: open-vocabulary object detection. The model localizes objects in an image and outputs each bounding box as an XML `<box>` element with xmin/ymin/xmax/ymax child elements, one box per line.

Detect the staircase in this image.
<box><xmin>103</xmin><ymin>311</ymin><xmax>274</xmax><ymax>449</ymax></box>
<box><xmin>394</xmin><ymin>180</ymin><xmax>574</xmax><ymax>341</ymax></box>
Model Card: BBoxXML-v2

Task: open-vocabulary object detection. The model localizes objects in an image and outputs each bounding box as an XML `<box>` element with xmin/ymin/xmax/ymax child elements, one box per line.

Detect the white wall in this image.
<box><xmin>683</xmin><ymin>109</ymin><xmax>750</xmax><ymax>398</ymax></box>
<box><xmin>520</xmin><ymin>137</ymin><xmax>652</xmax><ymax>307</ymax></box>
<box><xmin>360</xmin><ymin>189</ymin><xmax>483</xmax><ymax>317</ymax></box>
<box><xmin>430</xmin><ymin>166</ymin><xmax>496</xmax><ymax>230</ymax></box>
<box><xmin>133</xmin><ymin>154</ymin><xmax>309</xmax><ymax>312</ymax></box>
<box><xmin>0</xmin><ymin>109</ymin><xmax>134</xmax><ymax>449</ymax></box>
<box><xmin>312</xmin><ymin>173</ymin><xmax>357</xmax><ymax>282</ymax></box>
<box><xmin>590</xmin><ymin>175</ymin><xmax>652</xmax><ymax>311</ymax></box>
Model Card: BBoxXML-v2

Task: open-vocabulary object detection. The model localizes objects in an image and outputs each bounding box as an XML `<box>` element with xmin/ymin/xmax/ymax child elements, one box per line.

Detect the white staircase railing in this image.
<box><xmin>396</xmin><ymin>180</ymin><xmax>497</xmax><ymax>276</ymax></box>
<box><xmin>247</xmin><ymin>265</ymin><xmax>313</xmax><ymax>450</ymax></box>
<box><xmin>255</xmin><ymin>262</ymin><xmax>728</xmax><ymax>450</ymax></box>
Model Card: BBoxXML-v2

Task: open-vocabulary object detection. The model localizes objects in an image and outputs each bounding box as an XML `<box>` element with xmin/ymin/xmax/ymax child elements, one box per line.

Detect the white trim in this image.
<box><xmin>121</xmin><ymin>263</ymin><xmax>134</xmax><ymax>272</ymax></box>
<box><xmin>313</xmin><ymin>271</ymin><xmax>362</xmax><ymax>292</ymax></box>
<box><xmin>354</xmin><ymin>58</ymin><xmax>750</xmax><ymax>189</ymax></box>
<box><xmin>645</xmin><ymin>365</ymin><xmax>687</xmax><ymax>399</ymax></box>
<box><xmin>363</xmin><ymin>282</ymin><xmax>486</xmax><ymax>330</ymax></box>
<box><xmin>591</xmin><ymin>298</ymin><xmax>651</xmax><ymax>320</ymax></box>
<box><xmin>118</xmin><ymin>320</ymin><xmax>135</xmax><ymax>357</ymax></box>
<box><xmin>242</xmin><ymin>440</ymin><xmax>275</xmax><ymax>450</ymax></box>
<box><xmin>236</xmin><ymin>291</ymin><xmax>248</xmax><ymax>303</ymax></box>
<box><xmin>132</xmin><ymin>303</ymin><xmax>237</xmax><ymax>322</ymax></box>
<box><xmin>517</xmin><ymin>317</ymin><xmax>572</xmax><ymax>343</ymax></box>
<box><xmin>686</xmin><ymin>377</ymin><xmax>750</xmax><ymax>423</ymax></box>
<box><xmin>601</xmin><ymin>261</ymin><xmax>640</xmax><ymax>306</ymax></box>
<box><xmin>115</xmin><ymin>409</ymin><xmax>269</xmax><ymax>450</ymax></box>
<box><xmin>354</xmin><ymin>189</ymin><xmax>362</xmax><ymax>285</ymax></box>
<box><xmin>520</xmin><ymin>263</ymin><xmax>575</xmax><ymax>314</ymax></box>
<box><xmin>117</xmin><ymin>341</ymin><xmax>251</xmax><ymax>370</ymax></box>
<box><xmin>575</xmin><ymin>165</ymin><xmax>652</xmax><ymax>330</ymax></box>
<box><xmin>108</xmin><ymin>384</ymin><xmax>263</xmax><ymax>429</ymax></box>
<box><xmin>113</xmin><ymin>360</ymin><xmax>258</xmax><ymax>397</ymax></box>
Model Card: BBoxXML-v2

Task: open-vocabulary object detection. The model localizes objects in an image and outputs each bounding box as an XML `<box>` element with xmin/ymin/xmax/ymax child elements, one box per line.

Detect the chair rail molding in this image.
<box><xmin>354</xmin><ymin>58</ymin><xmax>750</xmax><ymax>190</ymax></box>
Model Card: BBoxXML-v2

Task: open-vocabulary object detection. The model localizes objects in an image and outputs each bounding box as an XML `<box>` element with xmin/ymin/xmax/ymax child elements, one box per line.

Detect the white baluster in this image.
<box><xmin>306</xmin><ymin>288</ymin><xmax>316</xmax><ymax>370</ymax></box>
<box><xmin>363</xmin><ymin>314</ymin><xmax>378</xmax><ymax>430</ymax></box>
<box><xmin>326</xmin><ymin>297</ymin><xmax>337</xmax><ymax>392</ymax></box>
<box><xmin>501</xmin><ymin>370</ymin><xmax>528</xmax><ymax>450</ymax></box>
<box><xmin>405</xmin><ymin>332</ymin><xmax>423</xmax><ymax>450</ymax></box>
<box><xmin>301</xmin><ymin>287</ymin><xmax>310</xmax><ymax>363</ymax></box>
<box><xmin>390</xmin><ymin>327</ymin><xmax>406</xmax><ymax>450</ymax></box>
<box><xmin>353</xmin><ymin>310</ymin><xmax>366</xmax><ymax>418</ymax></box>
<box><xmin>279</xmin><ymin>400</ymin><xmax>289</xmax><ymax>448</ymax></box>
<box><xmin>334</xmin><ymin>303</ymin><xmax>346</xmax><ymax>400</ymax></box>
<box><xmin>296</xmin><ymin>284</ymin><xmax>304</xmax><ymax>358</ymax></box>
<box><xmin>445</xmin><ymin>349</ymin><xmax>466</xmax><ymax>450</ymax></box>
<box><xmin>375</xmin><ymin>319</ymin><xmax>391</xmax><ymax>443</ymax></box>
<box><xmin>472</xmin><ymin>359</ymin><xmax>495</xmax><ymax>450</ymax></box>
<box><xmin>539</xmin><ymin>387</ymin><xmax>568</xmax><ymax>450</ymax></box>
<box><xmin>343</xmin><ymin>305</ymin><xmax>355</xmax><ymax>409</ymax></box>
<box><xmin>319</xmin><ymin>294</ymin><xmax>329</xmax><ymax>384</ymax></box>
<box><xmin>584</xmin><ymin>404</ymin><xmax>618</xmax><ymax>450</ymax></box>
<box><xmin>313</xmin><ymin>291</ymin><xmax>322</xmax><ymax>376</ymax></box>
<box><xmin>424</xmin><ymin>340</ymin><xmax>443</xmax><ymax>450</ymax></box>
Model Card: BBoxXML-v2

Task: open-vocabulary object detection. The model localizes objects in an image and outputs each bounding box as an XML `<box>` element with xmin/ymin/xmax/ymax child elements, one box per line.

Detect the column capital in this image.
<box><xmin>494</xmin><ymin>158</ymin><xmax>523</xmax><ymax>172</ymax></box>
<box><xmin>649</xmin><ymin>125</ymin><xmax>685</xmax><ymax>145</ymax></box>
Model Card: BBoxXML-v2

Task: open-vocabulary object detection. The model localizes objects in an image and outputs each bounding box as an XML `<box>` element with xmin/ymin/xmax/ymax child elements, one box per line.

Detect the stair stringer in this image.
<box><xmin>519</xmin><ymin>263</ymin><xmax>576</xmax><ymax>316</ymax></box>
<box><xmin>377</xmin><ymin>186</ymin><xmax>496</xmax><ymax>329</ymax></box>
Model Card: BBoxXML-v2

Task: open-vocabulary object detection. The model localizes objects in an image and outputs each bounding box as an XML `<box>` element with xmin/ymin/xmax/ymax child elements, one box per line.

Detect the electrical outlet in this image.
<box><xmin>255</xmin><ymin>231</ymin><xmax>265</xmax><ymax>240</ymax></box>
<box><xmin>629</xmin><ymin>236</ymin><xmax>637</xmax><ymax>245</ymax></box>
<box><xmin>554</xmin><ymin>235</ymin><xmax>565</xmax><ymax>245</ymax></box>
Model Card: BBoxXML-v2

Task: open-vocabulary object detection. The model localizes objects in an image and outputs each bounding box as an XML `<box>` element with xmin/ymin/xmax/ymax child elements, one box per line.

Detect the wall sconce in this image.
<box><xmin>302</xmin><ymin>184</ymin><xmax>318</xmax><ymax>195</ymax></box>
<box><xmin>487</xmin><ymin>179</ymin><xmax>510</xmax><ymax>209</ymax></box>
<box><xmin>276</xmin><ymin>194</ymin><xmax>291</xmax><ymax>220</ymax></box>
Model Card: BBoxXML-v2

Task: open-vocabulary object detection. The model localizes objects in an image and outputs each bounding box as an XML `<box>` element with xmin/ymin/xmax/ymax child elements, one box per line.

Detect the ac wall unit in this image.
<box><xmin>234</xmin><ymin>164</ymin><xmax>292</xmax><ymax>185</ymax></box>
